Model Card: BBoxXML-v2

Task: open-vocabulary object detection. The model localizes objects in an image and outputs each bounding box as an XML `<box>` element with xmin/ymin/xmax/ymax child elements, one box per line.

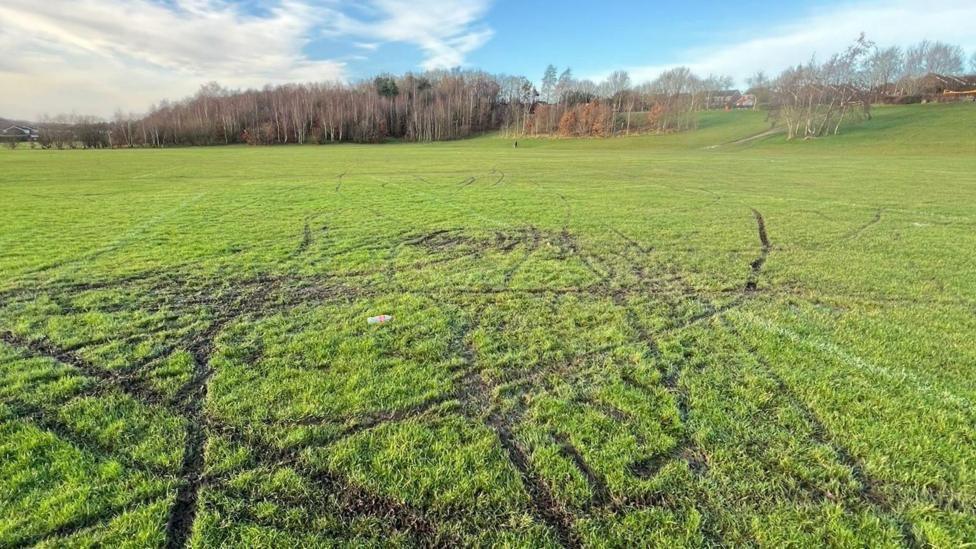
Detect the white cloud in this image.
<box><xmin>0</xmin><ymin>0</ymin><xmax>496</xmax><ymax>119</ymax></box>
<box><xmin>0</xmin><ymin>0</ymin><xmax>346</xmax><ymax>119</ymax></box>
<box><xmin>600</xmin><ymin>0</ymin><xmax>976</xmax><ymax>85</ymax></box>
<box><xmin>320</xmin><ymin>0</ymin><xmax>494</xmax><ymax>70</ymax></box>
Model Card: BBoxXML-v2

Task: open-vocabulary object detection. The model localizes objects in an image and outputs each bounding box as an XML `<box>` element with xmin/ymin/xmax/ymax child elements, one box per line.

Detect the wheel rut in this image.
<box><xmin>745</xmin><ymin>208</ymin><xmax>771</xmax><ymax>291</ymax></box>
<box><xmin>164</xmin><ymin>322</ymin><xmax>223</xmax><ymax>549</ymax></box>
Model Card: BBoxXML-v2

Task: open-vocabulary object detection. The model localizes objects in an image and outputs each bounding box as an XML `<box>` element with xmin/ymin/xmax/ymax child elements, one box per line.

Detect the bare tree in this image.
<box><xmin>575</xmin><ymin>79</ymin><xmax>599</xmax><ymax>97</ymax></box>
<box><xmin>555</xmin><ymin>68</ymin><xmax>574</xmax><ymax>103</ymax></box>
<box><xmin>649</xmin><ymin>67</ymin><xmax>703</xmax><ymax>131</ymax></box>
<box><xmin>497</xmin><ymin>74</ymin><xmax>536</xmax><ymax>136</ymax></box>
<box><xmin>971</xmin><ymin>51</ymin><xmax>976</xmax><ymax>73</ymax></box>
<box><xmin>701</xmin><ymin>74</ymin><xmax>735</xmax><ymax>109</ymax></box>
<box><xmin>50</xmin><ymin>33</ymin><xmax>970</xmax><ymax>148</ymax></box>
<box><xmin>119</xmin><ymin>71</ymin><xmax>507</xmax><ymax>146</ymax></box>
<box><xmin>603</xmin><ymin>70</ymin><xmax>632</xmax><ymax>98</ymax></box>
<box><xmin>904</xmin><ymin>40</ymin><xmax>965</xmax><ymax>77</ymax></box>
<box><xmin>770</xmin><ymin>35</ymin><xmax>874</xmax><ymax>140</ymax></box>
<box><xmin>594</xmin><ymin>70</ymin><xmax>631</xmax><ymax>132</ymax></box>
<box><xmin>702</xmin><ymin>74</ymin><xmax>734</xmax><ymax>91</ymax></box>
<box><xmin>746</xmin><ymin>71</ymin><xmax>772</xmax><ymax>108</ymax></box>
<box><xmin>866</xmin><ymin>46</ymin><xmax>903</xmax><ymax>91</ymax></box>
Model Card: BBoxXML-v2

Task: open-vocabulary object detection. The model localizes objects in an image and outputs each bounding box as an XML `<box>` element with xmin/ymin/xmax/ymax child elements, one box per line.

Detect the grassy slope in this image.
<box><xmin>1</xmin><ymin>104</ymin><xmax>974</xmax><ymax>547</ymax></box>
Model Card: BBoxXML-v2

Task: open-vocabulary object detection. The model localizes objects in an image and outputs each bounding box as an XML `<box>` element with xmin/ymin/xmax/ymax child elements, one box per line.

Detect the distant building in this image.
<box><xmin>706</xmin><ymin>90</ymin><xmax>741</xmax><ymax>110</ymax></box>
<box><xmin>916</xmin><ymin>73</ymin><xmax>976</xmax><ymax>96</ymax></box>
<box><xmin>877</xmin><ymin>74</ymin><xmax>976</xmax><ymax>103</ymax></box>
<box><xmin>734</xmin><ymin>94</ymin><xmax>757</xmax><ymax>109</ymax></box>
<box><xmin>0</xmin><ymin>125</ymin><xmax>39</xmax><ymax>142</ymax></box>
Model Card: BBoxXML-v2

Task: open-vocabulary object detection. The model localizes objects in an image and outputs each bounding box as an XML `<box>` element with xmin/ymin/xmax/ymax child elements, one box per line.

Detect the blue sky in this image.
<box><xmin>303</xmin><ymin>0</ymin><xmax>975</xmax><ymax>82</ymax></box>
<box><xmin>300</xmin><ymin>1</ymin><xmax>823</xmax><ymax>79</ymax></box>
<box><xmin>1</xmin><ymin>0</ymin><xmax>975</xmax><ymax>119</ymax></box>
<box><xmin>370</xmin><ymin>0</ymin><xmax>805</xmax><ymax>78</ymax></box>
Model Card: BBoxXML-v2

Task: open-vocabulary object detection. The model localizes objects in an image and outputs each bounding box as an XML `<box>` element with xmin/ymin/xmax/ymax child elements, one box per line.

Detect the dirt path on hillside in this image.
<box><xmin>705</xmin><ymin>128</ymin><xmax>784</xmax><ymax>149</ymax></box>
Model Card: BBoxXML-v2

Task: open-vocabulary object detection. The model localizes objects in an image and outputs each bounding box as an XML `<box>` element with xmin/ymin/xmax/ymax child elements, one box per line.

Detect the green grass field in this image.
<box><xmin>1</xmin><ymin>104</ymin><xmax>975</xmax><ymax>547</ymax></box>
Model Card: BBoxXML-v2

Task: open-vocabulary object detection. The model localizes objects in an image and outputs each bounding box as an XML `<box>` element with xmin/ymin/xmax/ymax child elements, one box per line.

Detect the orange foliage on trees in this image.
<box><xmin>554</xmin><ymin>102</ymin><xmax>614</xmax><ymax>137</ymax></box>
<box><xmin>558</xmin><ymin>109</ymin><xmax>580</xmax><ymax>137</ymax></box>
<box><xmin>581</xmin><ymin>102</ymin><xmax>613</xmax><ymax>136</ymax></box>
<box><xmin>647</xmin><ymin>104</ymin><xmax>666</xmax><ymax>130</ymax></box>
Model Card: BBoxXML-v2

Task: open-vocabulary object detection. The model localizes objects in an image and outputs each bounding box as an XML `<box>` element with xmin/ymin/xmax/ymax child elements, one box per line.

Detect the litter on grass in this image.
<box><xmin>367</xmin><ymin>315</ymin><xmax>394</xmax><ymax>325</ymax></box>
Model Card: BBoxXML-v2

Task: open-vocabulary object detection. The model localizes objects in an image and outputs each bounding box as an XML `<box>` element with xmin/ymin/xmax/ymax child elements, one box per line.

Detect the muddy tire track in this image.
<box><xmin>611</xmin><ymin>227</ymin><xmax>653</xmax><ymax>256</ymax></box>
<box><xmin>164</xmin><ymin>320</ymin><xmax>225</xmax><ymax>549</ymax></box>
<box><xmin>0</xmin><ymin>331</ymin><xmax>171</xmax><ymax>407</ymax></box>
<box><xmin>1</xmin><ymin>275</ymin><xmax>446</xmax><ymax>545</ymax></box>
<box><xmin>206</xmin><ymin>413</ymin><xmax>453</xmax><ymax>545</ymax></box>
<box><xmin>280</xmin><ymin>392</ymin><xmax>455</xmax><ymax>436</ymax></box>
<box><xmin>443</xmin><ymin>312</ymin><xmax>580</xmax><ymax>548</ymax></box>
<box><xmin>294</xmin><ymin>222</ymin><xmax>313</xmax><ymax>256</ymax></box>
<box><xmin>455</xmin><ymin>176</ymin><xmax>477</xmax><ymax>191</ymax></box>
<box><xmin>842</xmin><ymin>208</ymin><xmax>883</xmax><ymax>241</ymax></box>
<box><xmin>552</xmin><ymin>432</ymin><xmax>610</xmax><ymax>509</ymax></box>
<box><xmin>552</xmin><ymin>229</ymin><xmax>607</xmax><ymax>283</ymax></box>
<box><xmin>501</xmin><ymin>227</ymin><xmax>541</xmax><ymax>286</ymax></box>
<box><xmin>1</xmin><ymin>399</ymin><xmax>174</xmax><ymax>478</ymax></box>
<box><xmin>578</xmin><ymin>395</ymin><xmax>632</xmax><ymax>424</ymax></box>
<box><xmin>490</xmin><ymin>168</ymin><xmax>506</xmax><ymax>186</ymax></box>
<box><xmin>488</xmin><ymin>412</ymin><xmax>579</xmax><ymax>548</ymax></box>
<box><xmin>745</xmin><ymin>209</ymin><xmax>771</xmax><ymax>292</ymax></box>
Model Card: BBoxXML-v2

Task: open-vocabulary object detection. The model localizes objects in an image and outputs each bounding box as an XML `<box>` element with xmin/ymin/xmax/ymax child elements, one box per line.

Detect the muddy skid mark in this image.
<box><xmin>745</xmin><ymin>209</ymin><xmax>771</xmax><ymax>291</ymax></box>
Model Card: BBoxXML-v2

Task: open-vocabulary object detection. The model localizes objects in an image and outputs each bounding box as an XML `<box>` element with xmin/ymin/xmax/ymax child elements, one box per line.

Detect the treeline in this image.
<box><xmin>33</xmin><ymin>115</ymin><xmax>113</xmax><ymax>149</ymax></box>
<box><xmin>112</xmin><ymin>71</ymin><xmax>505</xmax><ymax>147</ymax></box>
<box><xmin>513</xmin><ymin>37</ymin><xmax>975</xmax><ymax>140</ymax></box>
<box><xmin>863</xmin><ymin>39</ymin><xmax>972</xmax><ymax>93</ymax></box>
<box><xmin>29</xmin><ymin>36</ymin><xmax>976</xmax><ymax>148</ymax></box>
<box><xmin>509</xmin><ymin>67</ymin><xmax>736</xmax><ymax>137</ymax></box>
<box><xmin>95</xmin><ymin>68</ymin><xmax>740</xmax><ymax>146</ymax></box>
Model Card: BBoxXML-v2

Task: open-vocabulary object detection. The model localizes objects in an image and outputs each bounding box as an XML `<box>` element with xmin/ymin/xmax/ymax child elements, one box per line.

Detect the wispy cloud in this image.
<box><xmin>0</xmin><ymin>0</ymin><xmax>345</xmax><ymax>118</ymax></box>
<box><xmin>0</xmin><ymin>0</ymin><xmax>496</xmax><ymax>119</ymax></box>
<box><xmin>602</xmin><ymin>0</ymin><xmax>976</xmax><ymax>85</ymax></box>
<box><xmin>321</xmin><ymin>0</ymin><xmax>494</xmax><ymax>70</ymax></box>
<box><xmin>353</xmin><ymin>42</ymin><xmax>382</xmax><ymax>51</ymax></box>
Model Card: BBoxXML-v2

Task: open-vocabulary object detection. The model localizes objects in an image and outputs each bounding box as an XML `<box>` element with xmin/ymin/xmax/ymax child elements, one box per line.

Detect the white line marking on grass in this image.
<box><xmin>732</xmin><ymin>310</ymin><xmax>973</xmax><ymax>410</ymax></box>
<box><xmin>131</xmin><ymin>165</ymin><xmax>181</xmax><ymax>180</ymax></box>
<box><xmin>42</xmin><ymin>191</ymin><xmax>208</xmax><ymax>279</ymax></box>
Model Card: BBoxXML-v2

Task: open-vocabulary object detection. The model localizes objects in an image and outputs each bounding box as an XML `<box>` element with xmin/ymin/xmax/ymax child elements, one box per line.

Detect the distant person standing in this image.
<box><xmin>514</xmin><ymin>141</ymin><xmax>518</xmax><ymax>148</ymax></box>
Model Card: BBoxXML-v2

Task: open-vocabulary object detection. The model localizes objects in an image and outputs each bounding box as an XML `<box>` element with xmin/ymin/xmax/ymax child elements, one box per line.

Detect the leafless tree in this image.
<box><xmin>746</xmin><ymin>71</ymin><xmax>769</xmax><ymax>89</ymax></box>
<box><xmin>43</xmin><ymin>33</ymin><xmax>968</xmax><ymax>149</ymax></box>
<box><xmin>603</xmin><ymin>71</ymin><xmax>632</xmax><ymax>98</ymax></box>
<box><xmin>746</xmin><ymin>71</ymin><xmax>772</xmax><ymax>108</ymax></box>
<box><xmin>770</xmin><ymin>35</ymin><xmax>874</xmax><ymax>140</ymax></box>
<box><xmin>904</xmin><ymin>40</ymin><xmax>965</xmax><ymax>77</ymax></box>
<box><xmin>574</xmin><ymin>79</ymin><xmax>599</xmax><ymax>98</ymax></box>
<box><xmin>647</xmin><ymin>67</ymin><xmax>702</xmax><ymax>131</ymax></box>
<box><xmin>555</xmin><ymin>68</ymin><xmax>574</xmax><ymax>103</ymax></box>
<box><xmin>119</xmin><ymin>71</ymin><xmax>504</xmax><ymax>147</ymax></box>
<box><xmin>866</xmin><ymin>46</ymin><xmax>903</xmax><ymax>92</ymax></box>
